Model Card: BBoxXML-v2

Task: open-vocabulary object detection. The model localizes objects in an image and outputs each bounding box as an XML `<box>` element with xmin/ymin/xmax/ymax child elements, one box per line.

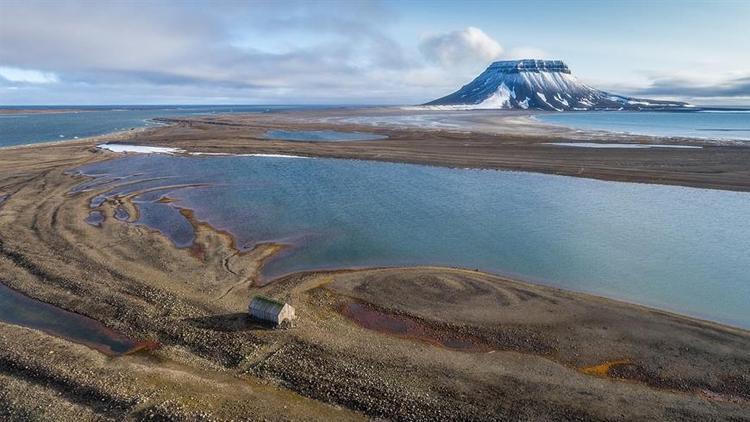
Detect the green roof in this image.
<box><xmin>252</xmin><ymin>295</ymin><xmax>285</xmax><ymax>308</ymax></box>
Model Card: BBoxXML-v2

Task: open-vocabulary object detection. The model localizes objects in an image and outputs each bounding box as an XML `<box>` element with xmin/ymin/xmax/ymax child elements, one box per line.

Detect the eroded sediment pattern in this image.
<box><xmin>0</xmin><ymin>121</ymin><xmax>749</xmax><ymax>420</ymax></box>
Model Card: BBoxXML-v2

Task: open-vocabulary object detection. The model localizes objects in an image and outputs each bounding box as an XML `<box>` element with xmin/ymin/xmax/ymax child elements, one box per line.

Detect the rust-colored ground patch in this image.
<box><xmin>339</xmin><ymin>301</ymin><xmax>491</xmax><ymax>353</ymax></box>
<box><xmin>580</xmin><ymin>359</ymin><xmax>632</xmax><ymax>377</ymax></box>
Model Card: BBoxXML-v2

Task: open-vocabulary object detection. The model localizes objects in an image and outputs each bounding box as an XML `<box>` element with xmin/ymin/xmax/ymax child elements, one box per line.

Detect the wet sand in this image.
<box><xmin>0</xmin><ymin>112</ymin><xmax>749</xmax><ymax>420</ymax></box>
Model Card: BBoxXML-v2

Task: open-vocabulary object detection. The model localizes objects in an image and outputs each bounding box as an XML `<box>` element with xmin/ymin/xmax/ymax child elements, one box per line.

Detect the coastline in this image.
<box><xmin>129</xmin><ymin>109</ymin><xmax>750</xmax><ymax>192</ymax></box>
<box><xmin>1</xmin><ymin>111</ymin><xmax>749</xmax><ymax>419</ymax></box>
<box><xmin>4</xmin><ymin>111</ymin><xmax>749</xmax><ymax>325</ymax></box>
<box><xmin>71</xmin><ymin>160</ymin><xmax>750</xmax><ymax>330</ymax></box>
<box><xmin>0</xmin><ymin>126</ymin><xmax>152</xmax><ymax>152</ymax></box>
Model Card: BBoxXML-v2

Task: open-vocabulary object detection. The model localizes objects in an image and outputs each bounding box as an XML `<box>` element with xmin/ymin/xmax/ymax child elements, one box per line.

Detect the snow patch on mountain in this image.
<box><xmin>425</xmin><ymin>59</ymin><xmax>690</xmax><ymax>111</ymax></box>
<box><xmin>477</xmin><ymin>83</ymin><xmax>513</xmax><ymax>109</ymax></box>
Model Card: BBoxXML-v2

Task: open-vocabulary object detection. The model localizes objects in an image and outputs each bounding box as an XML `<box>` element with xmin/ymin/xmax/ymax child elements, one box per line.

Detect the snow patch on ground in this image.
<box><xmin>401</xmin><ymin>105</ymin><xmax>481</xmax><ymax>111</ymax></box>
<box><xmin>100</xmin><ymin>144</ymin><xmax>311</xmax><ymax>159</ymax></box>
<box><xmin>190</xmin><ymin>152</ymin><xmax>310</xmax><ymax>159</ymax></box>
<box><xmin>236</xmin><ymin>153</ymin><xmax>311</xmax><ymax>159</ymax></box>
<box><xmin>98</xmin><ymin>144</ymin><xmax>184</xmax><ymax>154</ymax></box>
<box><xmin>544</xmin><ymin>142</ymin><xmax>702</xmax><ymax>149</ymax></box>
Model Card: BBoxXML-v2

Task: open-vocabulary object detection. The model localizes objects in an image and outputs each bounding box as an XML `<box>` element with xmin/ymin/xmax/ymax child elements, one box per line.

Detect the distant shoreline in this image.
<box><xmin>0</xmin><ymin>126</ymin><xmax>152</xmax><ymax>152</ymax></box>
<box><xmin>0</xmin><ymin>108</ymin><xmax>96</xmax><ymax>115</ymax></box>
<box><xmin>125</xmin><ymin>108</ymin><xmax>750</xmax><ymax>192</ymax></box>
<box><xmin>4</xmin><ymin>106</ymin><xmax>750</xmax><ymax>191</ymax></box>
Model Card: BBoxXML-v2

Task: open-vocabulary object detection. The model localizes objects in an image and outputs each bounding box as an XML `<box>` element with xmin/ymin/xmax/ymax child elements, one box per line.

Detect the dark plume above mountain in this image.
<box><xmin>425</xmin><ymin>59</ymin><xmax>691</xmax><ymax>111</ymax></box>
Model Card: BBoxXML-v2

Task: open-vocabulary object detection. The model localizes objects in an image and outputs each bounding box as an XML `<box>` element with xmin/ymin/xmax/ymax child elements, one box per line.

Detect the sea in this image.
<box><xmin>537</xmin><ymin>109</ymin><xmax>750</xmax><ymax>141</ymax></box>
<box><xmin>0</xmin><ymin>105</ymin><xmax>324</xmax><ymax>148</ymax></box>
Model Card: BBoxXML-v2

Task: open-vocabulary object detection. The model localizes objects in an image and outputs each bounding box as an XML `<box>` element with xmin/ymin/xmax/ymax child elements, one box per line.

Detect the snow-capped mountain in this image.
<box><xmin>425</xmin><ymin>60</ymin><xmax>690</xmax><ymax>111</ymax></box>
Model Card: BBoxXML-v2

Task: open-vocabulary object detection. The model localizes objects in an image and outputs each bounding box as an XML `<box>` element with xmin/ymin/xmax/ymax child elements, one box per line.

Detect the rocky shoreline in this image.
<box><xmin>0</xmin><ymin>116</ymin><xmax>749</xmax><ymax>420</ymax></box>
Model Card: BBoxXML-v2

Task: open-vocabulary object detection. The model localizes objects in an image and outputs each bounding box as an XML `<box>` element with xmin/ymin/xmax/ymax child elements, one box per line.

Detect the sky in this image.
<box><xmin>1</xmin><ymin>0</ymin><xmax>749</xmax><ymax>105</ymax></box>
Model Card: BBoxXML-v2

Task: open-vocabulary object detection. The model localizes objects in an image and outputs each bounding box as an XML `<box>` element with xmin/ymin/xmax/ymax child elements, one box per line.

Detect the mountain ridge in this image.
<box><xmin>425</xmin><ymin>59</ymin><xmax>691</xmax><ymax>111</ymax></box>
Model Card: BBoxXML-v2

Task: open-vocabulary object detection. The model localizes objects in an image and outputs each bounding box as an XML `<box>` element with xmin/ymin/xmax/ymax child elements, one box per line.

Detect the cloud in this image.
<box><xmin>0</xmin><ymin>0</ymin><xmax>423</xmax><ymax>104</ymax></box>
<box><xmin>0</xmin><ymin>2</ymin><xmax>747</xmax><ymax>105</ymax></box>
<box><xmin>0</xmin><ymin>66</ymin><xmax>59</xmax><ymax>84</ymax></box>
<box><xmin>636</xmin><ymin>75</ymin><xmax>750</xmax><ymax>98</ymax></box>
<box><xmin>419</xmin><ymin>27</ymin><xmax>503</xmax><ymax>68</ymax></box>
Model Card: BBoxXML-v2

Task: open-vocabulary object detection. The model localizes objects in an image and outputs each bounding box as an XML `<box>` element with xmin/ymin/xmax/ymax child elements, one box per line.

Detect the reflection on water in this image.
<box><xmin>72</xmin><ymin>154</ymin><xmax>750</xmax><ymax>328</ymax></box>
<box><xmin>0</xmin><ymin>283</ymin><xmax>142</xmax><ymax>355</ymax></box>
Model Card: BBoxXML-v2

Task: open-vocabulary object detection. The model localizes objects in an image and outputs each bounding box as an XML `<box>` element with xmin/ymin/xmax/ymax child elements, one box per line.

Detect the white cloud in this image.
<box><xmin>419</xmin><ymin>27</ymin><xmax>503</xmax><ymax>68</ymax></box>
<box><xmin>0</xmin><ymin>1</ymin><xmax>418</xmax><ymax>103</ymax></box>
<box><xmin>0</xmin><ymin>66</ymin><xmax>59</xmax><ymax>83</ymax></box>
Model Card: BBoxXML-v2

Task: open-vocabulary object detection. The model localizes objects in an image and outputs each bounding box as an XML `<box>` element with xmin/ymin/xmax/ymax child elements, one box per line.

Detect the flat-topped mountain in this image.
<box><xmin>426</xmin><ymin>59</ymin><xmax>690</xmax><ymax>111</ymax></box>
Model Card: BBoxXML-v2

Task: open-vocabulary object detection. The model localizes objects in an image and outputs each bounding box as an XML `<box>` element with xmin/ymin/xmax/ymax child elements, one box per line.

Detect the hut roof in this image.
<box><xmin>249</xmin><ymin>296</ymin><xmax>295</xmax><ymax>325</ymax></box>
<box><xmin>251</xmin><ymin>296</ymin><xmax>285</xmax><ymax>309</ymax></box>
<box><xmin>250</xmin><ymin>296</ymin><xmax>287</xmax><ymax>317</ymax></box>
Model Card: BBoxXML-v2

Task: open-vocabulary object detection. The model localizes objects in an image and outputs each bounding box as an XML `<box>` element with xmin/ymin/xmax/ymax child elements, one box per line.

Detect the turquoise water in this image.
<box><xmin>73</xmin><ymin>155</ymin><xmax>750</xmax><ymax>329</ymax></box>
<box><xmin>264</xmin><ymin>129</ymin><xmax>387</xmax><ymax>142</ymax></box>
<box><xmin>0</xmin><ymin>105</ymin><xmax>319</xmax><ymax>148</ymax></box>
<box><xmin>538</xmin><ymin>110</ymin><xmax>750</xmax><ymax>141</ymax></box>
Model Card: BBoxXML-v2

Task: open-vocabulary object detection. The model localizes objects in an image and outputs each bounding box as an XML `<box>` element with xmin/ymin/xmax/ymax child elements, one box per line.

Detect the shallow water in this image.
<box><xmin>84</xmin><ymin>210</ymin><xmax>104</xmax><ymax>227</ymax></box>
<box><xmin>73</xmin><ymin>155</ymin><xmax>750</xmax><ymax>329</ymax></box>
<box><xmin>264</xmin><ymin>129</ymin><xmax>386</xmax><ymax>142</ymax></box>
<box><xmin>538</xmin><ymin>110</ymin><xmax>750</xmax><ymax>141</ymax></box>
<box><xmin>0</xmin><ymin>283</ymin><xmax>140</xmax><ymax>355</ymax></box>
<box><xmin>114</xmin><ymin>207</ymin><xmax>130</xmax><ymax>221</ymax></box>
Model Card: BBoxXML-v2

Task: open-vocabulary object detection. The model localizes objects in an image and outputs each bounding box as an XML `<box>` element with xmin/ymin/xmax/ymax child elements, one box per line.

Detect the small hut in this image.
<box><xmin>248</xmin><ymin>296</ymin><xmax>295</xmax><ymax>326</ymax></box>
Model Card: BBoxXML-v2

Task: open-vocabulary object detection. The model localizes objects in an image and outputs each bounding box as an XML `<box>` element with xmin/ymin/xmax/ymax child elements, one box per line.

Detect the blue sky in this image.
<box><xmin>1</xmin><ymin>0</ymin><xmax>748</xmax><ymax>105</ymax></box>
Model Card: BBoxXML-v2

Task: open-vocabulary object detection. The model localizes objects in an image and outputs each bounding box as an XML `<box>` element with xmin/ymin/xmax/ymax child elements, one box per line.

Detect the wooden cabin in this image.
<box><xmin>248</xmin><ymin>296</ymin><xmax>295</xmax><ymax>326</ymax></box>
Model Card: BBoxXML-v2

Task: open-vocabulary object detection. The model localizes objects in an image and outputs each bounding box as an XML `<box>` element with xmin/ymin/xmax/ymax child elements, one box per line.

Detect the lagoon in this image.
<box><xmin>73</xmin><ymin>154</ymin><xmax>750</xmax><ymax>329</ymax></box>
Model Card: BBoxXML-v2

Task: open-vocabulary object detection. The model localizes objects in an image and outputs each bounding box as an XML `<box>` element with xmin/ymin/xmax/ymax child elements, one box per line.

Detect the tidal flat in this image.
<box><xmin>71</xmin><ymin>153</ymin><xmax>750</xmax><ymax>328</ymax></box>
<box><xmin>0</xmin><ymin>109</ymin><xmax>749</xmax><ymax>420</ymax></box>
